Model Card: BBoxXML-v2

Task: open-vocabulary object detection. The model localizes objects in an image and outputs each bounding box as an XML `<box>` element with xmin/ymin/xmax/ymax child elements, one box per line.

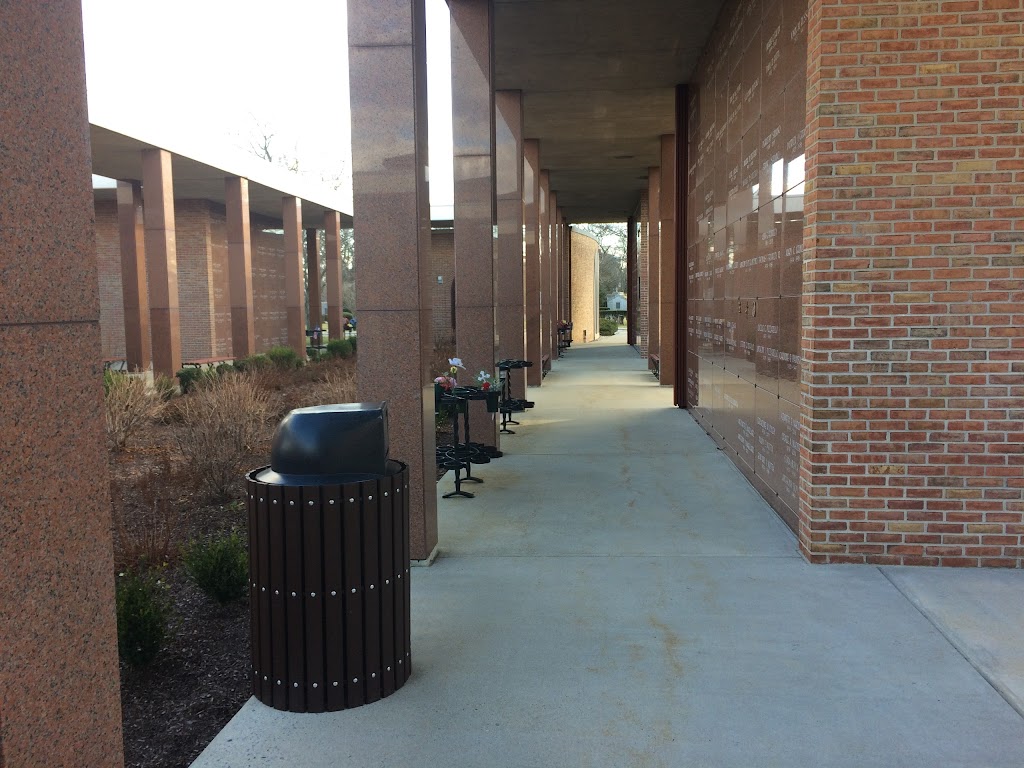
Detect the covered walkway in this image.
<box><xmin>195</xmin><ymin>334</ymin><xmax>1024</xmax><ymax>767</ymax></box>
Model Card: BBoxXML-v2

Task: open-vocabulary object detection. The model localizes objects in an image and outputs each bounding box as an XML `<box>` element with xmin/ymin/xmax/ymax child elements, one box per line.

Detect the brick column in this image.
<box><xmin>324</xmin><ymin>211</ymin><xmax>344</xmax><ymax>339</ymax></box>
<box><xmin>225</xmin><ymin>176</ymin><xmax>255</xmax><ymax>358</ymax></box>
<box><xmin>282</xmin><ymin>196</ymin><xmax>305</xmax><ymax>357</ymax></box>
<box><xmin>627</xmin><ymin>214</ymin><xmax>637</xmax><ymax>346</ymax></box>
<box><xmin>496</xmin><ymin>90</ymin><xmax>527</xmax><ymax>397</ymax></box>
<box><xmin>306</xmin><ymin>227</ymin><xmax>322</xmax><ymax>329</ymax></box>
<box><xmin>524</xmin><ymin>139</ymin><xmax>542</xmax><ymax>386</ymax></box>
<box><xmin>117</xmin><ymin>179</ymin><xmax>151</xmax><ymax>372</ymax></box>
<box><xmin>659</xmin><ymin>133</ymin><xmax>677</xmax><ymax>385</ymax></box>
<box><xmin>451</xmin><ymin>0</ymin><xmax>499</xmax><ymax>447</ymax></box>
<box><xmin>349</xmin><ymin>0</ymin><xmax>437</xmax><ymax>560</ymax></box>
<box><xmin>647</xmin><ymin>166</ymin><xmax>661</xmax><ymax>372</ymax></box>
<box><xmin>539</xmin><ymin>170</ymin><xmax>552</xmax><ymax>370</ymax></box>
<box><xmin>142</xmin><ymin>147</ymin><xmax>182</xmax><ymax>376</ymax></box>
<box><xmin>0</xmin><ymin>3</ymin><xmax>124</xmax><ymax>763</ymax></box>
<box><xmin>801</xmin><ymin>0</ymin><xmax>1024</xmax><ymax>566</ymax></box>
<box><xmin>549</xmin><ymin>193</ymin><xmax>560</xmax><ymax>358</ymax></box>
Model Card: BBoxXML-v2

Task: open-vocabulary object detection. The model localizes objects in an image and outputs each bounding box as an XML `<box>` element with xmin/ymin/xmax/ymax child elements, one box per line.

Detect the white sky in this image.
<box><xmin>81</xmin><ymin>0</ymin><xmax>455</xmax><ymax>211</ymax></box>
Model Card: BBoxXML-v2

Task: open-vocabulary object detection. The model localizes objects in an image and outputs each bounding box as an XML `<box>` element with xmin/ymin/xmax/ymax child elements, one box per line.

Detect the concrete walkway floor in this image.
<box><xmin>194</xmin><ymin>332</ymin><xmax>1024</xmax><ymax>767</ymax></box>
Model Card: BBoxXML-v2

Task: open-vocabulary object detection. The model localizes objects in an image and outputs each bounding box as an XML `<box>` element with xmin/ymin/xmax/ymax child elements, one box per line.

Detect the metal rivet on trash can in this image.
<box><xmin>329</xmin><ymin>500</ymin><xmax>335</xmax><ymax>505</ymax></box>
<box><xmin>312</xmin><ymin>683</ymin><xmax>318</xmax><ymax>689</ymax></box>
<box><xmin>351</xmin><ymin>588</ymin><xmax>356</xmax><ymax>593</ymax></box>
<box><xmin>331</xmin><ymin>591</ymin><xmax>337</xmax><ymax>596</ymax></box>
<box><xmin>293</xmin><ymin>682</ymin><xmax>298</xmax><ymax>688</ymax></box>
<box><xmin>353</xmin><ymin>677</ymin><xmax>359</xmax><ymax>683</ymax></box>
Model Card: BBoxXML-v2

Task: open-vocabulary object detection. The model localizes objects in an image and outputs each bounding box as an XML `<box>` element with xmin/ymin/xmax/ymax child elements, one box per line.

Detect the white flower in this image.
<box><xmin>448</xmin><ymin>357</ymin><xmax>465</xmax><ymax>369</ymax></box>
<box><xmin>477</xmin><ymin>370</ymin><xmax>491</xmax><ymax>381</ymax></box>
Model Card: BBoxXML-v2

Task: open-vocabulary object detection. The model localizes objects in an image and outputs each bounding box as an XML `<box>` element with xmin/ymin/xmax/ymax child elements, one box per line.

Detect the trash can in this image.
<box><xmin>246</xmin><ymin>402</ymin><xmax>410</xmax><ymax>713</ymax></box>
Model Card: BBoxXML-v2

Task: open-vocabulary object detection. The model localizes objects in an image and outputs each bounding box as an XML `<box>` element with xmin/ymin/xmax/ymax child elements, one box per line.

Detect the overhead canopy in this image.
<box><xmin>494</xmin><ymin>0</ymin><xmax>724</xmax><ymax>223</ymax></box>
<box><xmin>90</xmin><ymin>123</ymin><xmax>353</xmax><ymax>229</ymax></box>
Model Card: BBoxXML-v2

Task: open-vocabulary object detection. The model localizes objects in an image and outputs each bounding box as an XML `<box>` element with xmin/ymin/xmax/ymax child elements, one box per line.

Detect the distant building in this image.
<box><xmin>606</xmin><ymin>291</ymin><xmax>627</xmax><ymax>311</ymax></box>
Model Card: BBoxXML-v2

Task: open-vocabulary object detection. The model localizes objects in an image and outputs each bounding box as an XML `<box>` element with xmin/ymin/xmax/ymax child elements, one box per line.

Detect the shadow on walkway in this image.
<box><xmin>195</xmin><ymin>333</ymin><xmax>1024</xmax><ymax>767</ymax></box>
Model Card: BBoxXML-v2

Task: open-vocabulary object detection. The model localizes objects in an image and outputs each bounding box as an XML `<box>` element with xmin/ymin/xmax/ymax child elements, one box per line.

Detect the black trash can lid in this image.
<box><xmin>256</xmin><ymin>402</ymin><xmax>391</xmax><ymax>486</ymax></box>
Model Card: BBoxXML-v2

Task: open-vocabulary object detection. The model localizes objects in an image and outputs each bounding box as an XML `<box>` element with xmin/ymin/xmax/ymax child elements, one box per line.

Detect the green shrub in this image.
<box><xmin>349</xmin><ymin>336</ymin><xmax>357</xmax><ymax>354</ymax></box>
<box><xmin>177</xmin><ymin>367</ymin><xmax>216</xmax><ymax>394</ymax></box>
<box><xmin>116</xmin><ymin>569</ymin><xmax>170</xmax><ymax>668</ymax></box>
<box><xmin>599</xmin><ymin>317</ymin><xmax>619</xmax><ymax>336</ymax></box>
<box><xmin>233</xmin><ymin>353</ymin><xmax>271</xmax><ymax>373</ymax></box>
<box><xmin>266</xmin><ymin>345</ymin><xmax>303</xmax><ymax>370</ymax></box>
<box><xmin>215</xmin><ymin>362</ymin><xmax>234</xmax><ymax>377</ymax></box>
<box><xmin>184</xmin><ymin>530</ymin><xmax>249</xmax><ymax>604</ymax></box>
<box><xmin>326</xmin><ymin>338</ymin><xmax>353</xmax><ymax>359</ymax></box>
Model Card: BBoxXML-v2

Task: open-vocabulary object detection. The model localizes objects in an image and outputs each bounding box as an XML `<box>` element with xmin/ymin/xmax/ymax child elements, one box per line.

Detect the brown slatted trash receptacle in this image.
<box><xmin>246</xmin><ymin>402</ymin><xmax>411</xmax><ymax>713</ymax></box>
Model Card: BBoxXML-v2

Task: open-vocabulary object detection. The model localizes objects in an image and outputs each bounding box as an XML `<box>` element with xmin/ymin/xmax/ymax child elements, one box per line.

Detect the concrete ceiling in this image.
<box><xmin>90</xmin><ymin>124</ymin><xmax>352</xmax><ymax>229</ymax></box>
<box><xmin>494</xmin><ymin>0</ymin><xmax>724</xmax><ymax>222</ymax></box>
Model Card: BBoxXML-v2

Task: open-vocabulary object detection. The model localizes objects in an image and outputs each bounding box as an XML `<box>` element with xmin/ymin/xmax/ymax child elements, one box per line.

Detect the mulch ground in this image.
<box><xmin>112</xmin><ymin>357</ymin><xmax>453</xmax><ymax>768</ymax></box>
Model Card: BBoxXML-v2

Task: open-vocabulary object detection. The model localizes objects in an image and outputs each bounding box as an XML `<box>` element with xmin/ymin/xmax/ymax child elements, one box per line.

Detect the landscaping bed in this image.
<box><xmin>109</xmin><ymin>353</ymin><xmax>356</xmax><ymax>768</ymax></box>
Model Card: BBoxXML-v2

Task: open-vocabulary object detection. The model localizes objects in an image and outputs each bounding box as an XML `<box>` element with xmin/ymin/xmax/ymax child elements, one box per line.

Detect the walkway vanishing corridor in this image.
<box><xmin>195</xmin><ymin>333</ymin><xmax>1024</xmax><ymax>767</ymax></box>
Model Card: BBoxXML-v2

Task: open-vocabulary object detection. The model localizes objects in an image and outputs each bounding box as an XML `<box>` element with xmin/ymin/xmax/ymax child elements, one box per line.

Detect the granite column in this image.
<box><xmin>348</xmin><ymin>0</ymin><xmax>437</xmax><ymax>560</ymax></box>
<box><xmin>282</xmin><ymin>196</ymin><xmax>305</xmax><ymax>356</ymax></box>
<box><xmin>306</xmin><ymin>227</ymin><xmax>322</xmax><ymax>329</ymax></box>
<box><xmin>523</xmin><ymin>139</ymin><xmax>542</xmax><ymax>386</ymax></box>
<box><xmin>647</xmin><ymin>166</ymin><xmax>661</xmax><ymax>373</ymax></box>
<box><xmin>0</xmin><ymin>3</ymin><xmax>124</xmax><ymax>763</ymax></box>
<box><xmin>117</xmin><ymin>179</ymin><xmax>151</xmax><ymax>372</ymax></box>
<box><xmin>142</xmin><ymin>147</ymin><xmax>182</xmax><ymax>376</ymax></box>
<box><xmin>450</xmin><ymin>0</ymin><xmax>498</xmax><ymax>446</ymax></box>
<box><xmin>324</xmin><ymin>211</ymin><xmax>344</xmax><ymax>338</ymax></box>
<box><xmin>495</xmin><ymin>90</ymin><xmax>527</xmax><ymax>397</ymax></box>
<box><xmin>225</xmin><ymin>176</ymin><xmax>256</xmax><ymax>358</ymax></box>
<box><xmin>659</xmin><ymin>133</ymin><xmax>677</xmax><ymax>386</ymax></box>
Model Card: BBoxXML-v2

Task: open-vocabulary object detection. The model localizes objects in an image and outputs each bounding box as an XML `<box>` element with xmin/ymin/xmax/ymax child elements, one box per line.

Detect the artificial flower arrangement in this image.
<box><xmin>475</xmin><ymin>370</ymin><xmax>493</xmax><ymax>390</ymax></box>
<box><xmin>434</xmin><ymin>357</ymin><xmax>465</xmax><ymax>391</ymax></box>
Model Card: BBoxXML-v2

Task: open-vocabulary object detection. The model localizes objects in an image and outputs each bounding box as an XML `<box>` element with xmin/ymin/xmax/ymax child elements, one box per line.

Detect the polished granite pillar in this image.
<box><xmin>539</xmin><ymin>170</ymin><xmax>552</xmax><ymax>370</ymax></box>
<box><xmin>647</xmin><ymin>165</ymin><xmax>661</xmax><ymax>372</ymax></box>
<box><xmin>117</xmin><ymin>179</ymin><xmax>151</xmax><ymax>372</ymax></box>
<box><xmin>451</xmin><ymin>0</ymin><xmax>498</xmax><ymax>447</ymax></box>
<box><xmin>0</xmin><ymin>3</ymin><xmax>124</xmax><ymax>764</ymax></box>
<box><xmin>349</xmin><ymin>0</ymin><xmax>437</xmax><ymax>560</ymax></box>
<box><xmin>324</xmin><ymin>211</ymin><xmax>344</xmax><ymax>338</ymax></box>
<box><xmin>627</xmin><ymin>215</ymin><xmax>637</xmax><ymax>345</ymax></box>
<box><xmin>226</xmin><ymin>176</ymin><xmax>256</xmax><ymax>358</ymax></box>
<box><xmin>523</xmin><ymin>139</ymin><xmax>542</xmax><ymax>386</ymax></box>
<box><xmin>659</xmin><ymin>134</ymin><xmax>676</xmax><ymax>386</ymax></box>
<box><xmin>549</xmin><ymin>193</ymin><xmax>559</xmax><ymax>359</ymax></box>
<box><xmin>282</xmin><ymin>196</ymin><xmax>305</xmax><ymax>356</ymax></box>
<box><xmin>495</xmin><ymin>90</ymin><xmax>527</xmax><ymax>397</ymax></box>
<box><xmin>142</xmin><ymin>147</ymin><xmax>182</xmax><ymax>376</ymax></box>
<box><xmin>306</xmin><ymin>227</ymin><xmax>322</xmax><ymax>328</ymax></box>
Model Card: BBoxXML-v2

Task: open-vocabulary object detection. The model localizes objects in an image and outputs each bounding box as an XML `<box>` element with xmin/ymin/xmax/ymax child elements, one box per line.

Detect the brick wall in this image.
<box><xmin>430</xmin><ymin>228</ymin><xmax>456</xmax><ymax>346</ymax></box>
<box><xmin>209</xmin><ymin>205</ymin><xmax>232</xmax><ymax>359</ymax></box>
<box><xmin>94</xmin><ymin>199</ymin><xmax>125</xmax><ymax>361</ymax></box>
<box><xmin>570</xmin><ymin>229</ymin><xmax>599</xmax><ymax>343</ymax></box>
<box><xmin>252</xmin><ymin>215</ymin><xmax>288</xmax><ymax>352</ymax></box>
<box><xmin>637</xmin><ymin>191</ymin><xmax>650</xmax><ymax>357</ymax></box>
<box><xmin>96</xmin><ymin>198</ymin><xmax>288</xmax><ymax>363</ymax></box>
<box><xmin>175</xmin><ymin>200</ymin><xmax>216</xmax><ymax>362</ymax></box>
<box><xmin>802</xmin><ymin>0</ymin><xmax>1024</xmax><ymax>565</ymax></box>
